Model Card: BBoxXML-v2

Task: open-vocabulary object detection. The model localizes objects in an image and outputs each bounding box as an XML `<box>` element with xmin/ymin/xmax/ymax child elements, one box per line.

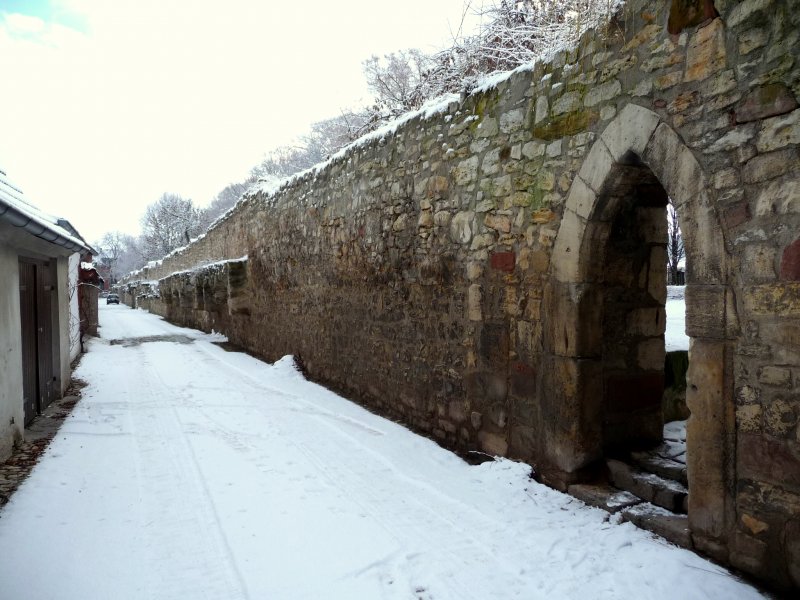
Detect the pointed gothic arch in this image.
<box><xmin>544</xmin><ymin>103</ymin><xmax>736</xmax><ymax>552</ymax></box>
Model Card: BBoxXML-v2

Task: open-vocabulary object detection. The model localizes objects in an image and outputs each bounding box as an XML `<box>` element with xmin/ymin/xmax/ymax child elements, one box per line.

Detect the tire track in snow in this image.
<box><xmin>177</xmin><ymin>342</ymin><xmax>532</xmax><ymax>598</ymax></box>
<box><xmin>126</xmin><ymin>342</ymin><xmax>249</xmax><ymax>600</ymax></box>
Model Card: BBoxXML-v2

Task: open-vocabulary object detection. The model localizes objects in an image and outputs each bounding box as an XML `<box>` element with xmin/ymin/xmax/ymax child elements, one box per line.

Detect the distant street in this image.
<box><xmin>0</xmin><ymin>304</ymin><xmax>763</xmax><ymax>599</ymax></box>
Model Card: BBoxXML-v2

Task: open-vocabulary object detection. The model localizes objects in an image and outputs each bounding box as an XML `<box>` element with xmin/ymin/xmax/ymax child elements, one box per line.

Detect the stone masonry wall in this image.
<box><xmin>122</xmin><ymin>0</ymin><xmax>800</xmax><ymax>590</ymax></box>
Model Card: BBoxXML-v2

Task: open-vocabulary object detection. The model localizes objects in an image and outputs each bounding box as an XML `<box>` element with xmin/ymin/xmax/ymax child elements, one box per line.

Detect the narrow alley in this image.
<box><xmin>0</xmin><ymin>305</ymin><xmax>763</xmax><ymax>599</ymax></box>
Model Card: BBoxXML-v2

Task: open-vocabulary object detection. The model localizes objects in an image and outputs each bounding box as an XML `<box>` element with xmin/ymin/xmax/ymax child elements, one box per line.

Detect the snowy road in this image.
<box><xmin>0</xmin><ymin>305</ymin><xmax>762</xmax><ymax>599</ymax></box>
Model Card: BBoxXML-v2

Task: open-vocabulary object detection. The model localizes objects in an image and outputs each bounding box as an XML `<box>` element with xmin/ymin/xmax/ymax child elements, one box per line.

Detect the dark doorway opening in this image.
<box><xmin>19</xmin><ymin>258</ymin><xmax>56</xmax><ymax>426</ymax></box>
<box><xmin>585</xmin><ymin>157</ymin><xmax>691</xmax><ymax>521</ymax></box>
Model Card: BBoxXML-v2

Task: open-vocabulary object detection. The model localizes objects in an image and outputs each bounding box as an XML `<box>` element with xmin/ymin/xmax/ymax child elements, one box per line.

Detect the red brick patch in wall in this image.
<box><xmin>780</xmin><ymin>239</ymin><xmax>800</xmax><ymax>281</ymax></box>
<box><xmin>490</xmin><ymin>251</ymin><xmax>515</xmax><ymax>272</ymax></box>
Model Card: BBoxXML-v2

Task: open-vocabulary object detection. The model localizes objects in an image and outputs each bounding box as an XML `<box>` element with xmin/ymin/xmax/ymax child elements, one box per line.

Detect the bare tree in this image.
<box><xmin>362</xmin><ymin>50</ymin><xmax>433</xmax><ymax>119</ymax></box>
<box><xmin>141</xmin><ymin>193</ymin><xmax>205</xmax><ymax>261</ymax></box>
<box><xmin>358</xmin><ymin>1</ymin><xmax>622</xmax><ymax>130</ymax></box>
<box><xmin>204</xmin><ymin>182</ymin><xmax>251</xmax><ymax>223</ymax></box>
<box><xmin>115</xmin><ymin>234</ymin><xmax>147</xmax><ymax>275</ymax></box>
<box><xmin>98</xmin><ymin>231</ymin><xmax>126</xmax><ymax>282</ymax></box>
<box><xmin>250</xmin><ymin>112</ymin><xmax>371</xmax><ymax>184</ymax></box>
<box><xmin>667</xmin><ymin>197</ymin><xmax>685</xmax><ymax>285</ymax></box>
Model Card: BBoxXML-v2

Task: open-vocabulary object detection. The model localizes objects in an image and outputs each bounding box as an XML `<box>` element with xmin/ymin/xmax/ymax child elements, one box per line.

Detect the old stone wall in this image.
<box><xmin>122</xmin><ymin>0</ymin><xmax>800</xmax><ymax>590</ymax></box>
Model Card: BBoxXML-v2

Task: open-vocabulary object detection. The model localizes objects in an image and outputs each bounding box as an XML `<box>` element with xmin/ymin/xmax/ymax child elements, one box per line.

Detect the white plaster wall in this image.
<box><xmin>0</xmin><ymin>242</ymin><xmax>24</xmax><ymax>461</ymax></box>
<box><xmin>55</xmin><ymin>255</ymin><xmax>71</xmax><ymax>395</ymax></box>
<box><xmin>68</xmin><ymin>253</ymin><xmax>80</xmax><ymax>362</ymax></box>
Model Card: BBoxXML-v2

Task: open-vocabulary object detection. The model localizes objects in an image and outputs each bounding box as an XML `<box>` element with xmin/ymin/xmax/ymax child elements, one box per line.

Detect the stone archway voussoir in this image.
<box><xmin>566</xmin><ymin>175</ymin><xmax>597</xmax><ymax>221</ymax></box>
<box><xmin>577</xmin><ymin>138</ymin><xmax>615</xmax><ymax>193</ymax></box>
<box><xmin>643</xmin><ymin>122</ymin><xmax>707</xmax><ymax>211</ymax></box>
<box><xmin>552</xmin><ymin>208</ymin><xmax>588</xmax><ymax>283</ymax></box>
<box><xmin>600</xmin><ymin>103</ymin><xmax>662</xmax><ymax>162</ymax></box>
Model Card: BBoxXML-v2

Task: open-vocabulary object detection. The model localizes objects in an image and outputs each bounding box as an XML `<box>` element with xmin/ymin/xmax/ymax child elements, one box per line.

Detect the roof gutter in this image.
<box><xmin>0</xmin><ymin>197</ymin><xmax>90</xmax><ymax>254</ymax></box>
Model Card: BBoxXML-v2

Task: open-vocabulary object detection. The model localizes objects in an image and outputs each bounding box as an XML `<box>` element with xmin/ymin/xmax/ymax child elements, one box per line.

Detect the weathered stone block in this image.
<box><xmin>739</xmin><ymin>433</ymin><xmax>800</xmax><ymax>488</ymax></box>
<box><xmin>758</xmin><ymin>366</ymin><xmax>792</xmax><ymax>387</ymax></box>
<box><xmin>743</xmin><ymin>283</ymin><xmax>800</xmax><ymax>315</ymax></box>
<box><xmin>478</xmin><ymin>431</ymin><xmax>508</xmax><ymax>456</ymax></box>
<box><xmin>742</xmin><ymin>148</ymin><xmax>799</xmax><ymax>183</ymax></box>
<box><xmin>569</xmin><ymin>483</ymin><xmax>640</xmax><ymax>512</ymax></box>
<box><xmin>756</xmin><ymin>109</ymin><xmax>800</xmax><ymax>153</ymax></box>
<box><xmin>499</xmin><ymin>108</ymin><xmax>525</xmax><ymax>133</ymax></box>
<box><xmin>742</xmin><ymin>244</ymin><xmax>777</xmax><ymax>281</ymax></box>
<box><xmin>655</xmin><ymin>70</ymin><xmax>683</xmax><ymax>90</ymax></box>
<box><xmin>685</xmin><ymin>19</ymin><xmax>726</xmax><ymax>83</ymax></box>
<box><xmin>532</xmin><ymin>109</ymin><xmax>599</xmax><ymax>141</ymax></box>
<box><xmin>538</xmin><ymin>356</ymin><xmax>603</xmax><ymax>472</ymax></box>
<box><xmin>584</xmin><ymin>79</ymin><xmax>621</xmax><ymax>108</ymax></box>
<box><xmin>552</xmin><ymin>91</ymin><xmax>583</xmax><ymax>116</ymax></box>
<box><xmin>737</xmin><ymin>404</ymin><xmax>762</xmax><ymax>433</ymax></box>
<box><xmin>468</xmin><ymin>284</ymin><xmax>482</xmax><ymax>321</ymax></box>
<box><xmin>545</xmin><ymin>281</ymin><xmax>602</xmax><ymax>358</ymax></box>
<box><xmin>599</xmin><ymin>103</ymin><xmax>661</xmax><ymax>163</ymax></box>
<box><xmin>484</xmin><ymin>214</ymin><xmax>511</xmax><ymax>233</ymax></box>
<box><xmin>726</xmin><ymin>0</ymin><xmax>773</xmax><ymax>28</ymax></box>
<box><xmin>764</xmin><ymin>397</ymin><xmax>798</xmax><ymax>437</ymax></box>
<box><xmin>679</xmin><ymin>194</ymin><xmax>727</xmax><ymax>284</ymax></box>
<box><xmin>551</xmin><ymin>209</ymin><xmax>587</xmax><ymax>283</ymax></box>
<box><xmin>450</xmin><ymin>211</ymin><xmax>473</xmax><ymax>244</ymax></box>
<box><xmin>738</xmin><ymin>28</ymin><xmax>769</xmax><ymax>55</ymax></box>
<box><xmin>642</xmin><ymin>123</ymin><xmax>704</xmax><ymax>212</ymax></box>
<box><xmin>736</xmin><ymin>84</ymin><xmax>799</xmax><ymax>125</ymax></box>
<box><xmin>685</xmin><ymin>285</ymin><xmax>728</xmax><ymax>339</ymax></box>
<box><xmin>534</xmin><ymin>95</ymin><xmax>548</xmax><ymax>125</ymax></box>
<box><xmin>722</xmin><ymin>200</ymin><xmax>751</xmax><ymax>229</ymax></box>
<box><xmin>704</xmin><ymin>125</ymin><xmax>756</xmax><ymax>154</ymax></box>
<box><xmin>686</xmin><ymin>340</ymin><xmax>728</xmax><ymax>540</ymax></box>
<box><xmin>453</xmin><ymin>156</ymin><xmax>479</xmax><ymax>185</ymax></box>
<box><xmin>577</xmin><ymin>139</ymin><xmax>614</xmax><ymax>193</ymax></box>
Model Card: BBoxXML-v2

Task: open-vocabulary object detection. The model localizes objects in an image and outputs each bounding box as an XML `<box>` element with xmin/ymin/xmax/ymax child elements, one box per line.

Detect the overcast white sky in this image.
<box><xmin>0</xmin><ymin>0</ymin><xmax>481</xmax><ymax>243</ymax></box>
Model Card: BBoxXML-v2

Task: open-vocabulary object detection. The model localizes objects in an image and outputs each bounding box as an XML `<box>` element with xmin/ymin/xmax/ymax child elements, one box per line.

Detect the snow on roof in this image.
<box><xmin>0</xmin><ymin>167</ymin><xmax>90</xmax><ymax>252</ymax></box>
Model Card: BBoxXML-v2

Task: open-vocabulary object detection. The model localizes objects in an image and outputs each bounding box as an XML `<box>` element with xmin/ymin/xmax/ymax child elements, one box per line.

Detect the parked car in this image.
<box><xmin>106</xmin><ymin>293</ymin><xmax>120</xmax><ymax>305</ymax></box>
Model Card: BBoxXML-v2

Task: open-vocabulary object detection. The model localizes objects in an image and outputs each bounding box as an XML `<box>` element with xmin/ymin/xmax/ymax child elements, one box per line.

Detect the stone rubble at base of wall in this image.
<box><xmin>121</xmin><ymin>0</ymin><xmax>800</xmax><ymax>591</ymax></box>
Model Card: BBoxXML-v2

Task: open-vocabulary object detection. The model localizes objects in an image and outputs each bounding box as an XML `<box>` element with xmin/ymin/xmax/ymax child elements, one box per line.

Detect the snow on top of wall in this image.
<box><xmin>163</xmin><ymin>255</ymin><xmax>249</xmax><ymax>280</ymax></box>
<box><xmin>124</xmin><ymin>0</ymin><xmax>627</xmax><ymax>280</ymax></box>
<box><xmin>0</xmin><ymin>167</ymin><xmax>88</xmax><ymax>250</ymax></box>
<box><xmin>239</xmin><ymin>2</ymin><xmax>626</xmax><ymax>213</ymax></box>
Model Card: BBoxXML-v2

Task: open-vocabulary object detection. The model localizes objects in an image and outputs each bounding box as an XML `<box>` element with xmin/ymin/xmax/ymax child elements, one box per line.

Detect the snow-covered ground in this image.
<box><xmin>0</xmin><ymin>304</ymin><xmax>761</xmax><ymax>599</ymax></box>
<box><xmin>665</xmin><ymin>286</ymin><xmax>689</xmax><ymax>352</ymax></box>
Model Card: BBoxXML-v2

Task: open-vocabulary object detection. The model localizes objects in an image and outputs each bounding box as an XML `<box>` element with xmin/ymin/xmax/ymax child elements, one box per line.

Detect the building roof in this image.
<box><xmin>0</xmin><ymin>167</ymin><xmax>92</xmax><ymax>254</ymax></box>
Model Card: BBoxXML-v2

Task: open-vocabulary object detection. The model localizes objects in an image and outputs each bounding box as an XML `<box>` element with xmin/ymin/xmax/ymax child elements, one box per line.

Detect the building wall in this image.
<box><xmin>68</xmin><ymin>253</ymin><xmax>80</xmax><ymax>362</ymax></box>
<box><xmin>0</xmin><ymin>222</ymin><xmax>77</xmax><ymax>459</ymax></box>
<box><xmin>0</xmin><ymin>243</ymin><xmax>24</xmax><ymax>461</ymax></box>
<box><xmin>55</xmin><ymin>255</ymin><xmax>70</xmax><ymax>395</ymax></box>
<box><xmin>121</xmin><ymin>0</ymin><xmax>800</xmax><ymax>589</ymax></box>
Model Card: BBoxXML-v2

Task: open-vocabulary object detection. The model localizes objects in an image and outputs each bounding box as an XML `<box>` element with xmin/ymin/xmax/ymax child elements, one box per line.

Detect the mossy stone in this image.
<box><xmin>532</xmin><ymin>109</ymin><xmax>599</xmax><ymax>141</ymax></box>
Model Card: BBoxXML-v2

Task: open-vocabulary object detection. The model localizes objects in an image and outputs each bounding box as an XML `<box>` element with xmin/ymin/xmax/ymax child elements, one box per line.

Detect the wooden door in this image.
<box><xmin>36</xmin><ymin>262</ymin><xmax>54</xmax><ymax>412</ymax></box>
<box><xmin>19</xmin><ymin>260</ymin><xmax>38</xmax><ymax>425</ymax></box>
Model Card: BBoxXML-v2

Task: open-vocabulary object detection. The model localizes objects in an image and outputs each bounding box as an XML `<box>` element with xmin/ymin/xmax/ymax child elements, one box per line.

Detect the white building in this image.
<box><xmin>0</xmin><ymin>168</ymin><xmax>92</xmax><ymax>460</ymax></box>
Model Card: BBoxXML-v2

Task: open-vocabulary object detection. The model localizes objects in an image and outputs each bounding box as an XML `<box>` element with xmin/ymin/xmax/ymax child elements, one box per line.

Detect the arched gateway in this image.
<box><xmin>545</xmin><ymin>103</ymin><xmax>732</xmax><ymax>556</ymax></box>
<box><xmin>121</xmin><ymin>1</ymin><xmax>800</xmax><ymax>590</ymax></box>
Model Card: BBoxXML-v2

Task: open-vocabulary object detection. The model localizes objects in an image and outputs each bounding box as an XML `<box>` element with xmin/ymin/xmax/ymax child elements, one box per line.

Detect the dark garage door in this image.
<box><xmin>19</xmin><ymin>259</ymin><xmax>55</xmax><ymax>426</ymax></box>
